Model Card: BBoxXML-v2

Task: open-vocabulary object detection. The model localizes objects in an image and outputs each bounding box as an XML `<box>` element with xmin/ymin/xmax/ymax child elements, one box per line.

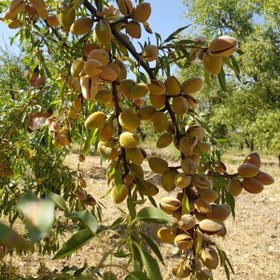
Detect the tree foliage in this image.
<box><xmin>182</xmin><ymin>0</ymin><xmax>280</xmax><ymax>155</ymax></box>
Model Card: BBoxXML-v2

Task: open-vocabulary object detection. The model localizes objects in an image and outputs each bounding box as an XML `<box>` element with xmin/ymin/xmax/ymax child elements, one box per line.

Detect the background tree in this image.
<box><xmin>181</xmin><ymin>0</ymin><xmax>280</xmax><ymax>160</ymax></box>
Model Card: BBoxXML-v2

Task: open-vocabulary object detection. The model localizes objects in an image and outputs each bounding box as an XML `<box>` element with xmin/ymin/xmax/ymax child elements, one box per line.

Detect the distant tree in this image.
<box><xmin>182</xmin><ymin>0</ymin><xmax>280</xmax><ymax>160</ymax></box>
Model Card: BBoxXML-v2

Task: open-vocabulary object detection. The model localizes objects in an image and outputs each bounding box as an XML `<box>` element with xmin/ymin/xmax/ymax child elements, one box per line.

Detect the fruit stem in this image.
<box><xmin>112</xmin><ymin>81</ymin><xmax>129</xmax><ymax>177</ymax></box>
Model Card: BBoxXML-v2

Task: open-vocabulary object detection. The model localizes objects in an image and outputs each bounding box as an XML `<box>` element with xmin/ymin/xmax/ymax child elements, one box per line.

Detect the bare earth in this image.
<box><xmin>1</xmin><ymin>152</ymin><xmax>280</xmax><ymax>280</ymax></box>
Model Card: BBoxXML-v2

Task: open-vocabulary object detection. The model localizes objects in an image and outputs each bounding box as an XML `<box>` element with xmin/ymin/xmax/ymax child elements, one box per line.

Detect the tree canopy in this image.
<box><xmin>182</xmin><ymin>0</ymin><xmax>280</xmax><ymax>156</ymax></box>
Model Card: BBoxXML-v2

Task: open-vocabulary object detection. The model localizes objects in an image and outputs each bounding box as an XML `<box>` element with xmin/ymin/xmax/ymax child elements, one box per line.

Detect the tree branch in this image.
<box><xmin>83</xmin><ymin>0</ymin><xmax>98</xmax><ymax>18</ymax></box>
<box><xmin>112</xmin><ymin>81</ymin><xmax>129</xmax><ymax>177</ymax></box>
<box><xmin>111</xmin><ymin>25</ymin><xmax>155</xmax><ymax>80</ymax></box>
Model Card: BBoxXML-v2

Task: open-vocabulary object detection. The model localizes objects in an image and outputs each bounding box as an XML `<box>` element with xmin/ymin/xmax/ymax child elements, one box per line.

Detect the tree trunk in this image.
<box><xmin>244</xmin><ymin>138</ymin><xmax>254</xmax><ymax>151</ymax></box>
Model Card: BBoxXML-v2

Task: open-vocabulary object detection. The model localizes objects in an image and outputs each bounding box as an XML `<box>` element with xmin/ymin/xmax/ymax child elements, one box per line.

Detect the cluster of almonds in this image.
<box><xmin>155</xmin><ymin>144</ymin><xmax>230</xmax><ymax>278</ymax></box>
<box><xmin>189</xmin><ymin>35</ymin><xmax>238</xmax><ymax>75</ymax></box>
<box><xmin>70</xmin><ymin>48</ymin><xmax>127</xmax><ymax>103</ymax></box>
<box><xmin>3</xmin><ymin>0</ymin><xmax>59</xmax><ymax>28</ymax></box>
<box><xmin>74</xmin><ymin>170</ymin><xmax>97</xmax><ymax>207</ymax></box>
<box><xmin>228</xmin><ymin>152</ymin><xmax>274</xmax><ymax>196</ymax></box>
<box><xmin>46</xmin><ymin>117</ymin><xmax>71</xmax><ymax>148</ymax></box>
<box><xmin>4</xmin><ymin>0</ymin><xmax>152</xmax><ymax>42</ymax></box>
<box><xmin>156</xmin><ymin>154</ymin><xmax>274</xmax><ymax>279</ymax></box>
<box><xmin>83</xmin><ymin>76</ymin><xmax>206</xmax><ymax>204</ymax></box>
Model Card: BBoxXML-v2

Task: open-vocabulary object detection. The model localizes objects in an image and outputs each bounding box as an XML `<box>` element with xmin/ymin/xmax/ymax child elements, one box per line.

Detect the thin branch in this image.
<box><xmin>111</xmin><ymin>25</ymin><xmax>155</xmax><ymax>79</ymax></box>
<box><xmin>44</xmin><ymin>21</ymin><xmax>68</xmax><ymax>49</ymax></box>
<box><xmin>110</xmin><ymin>16</ymin><xmax>129</xmax><ymax>27</ymax></box>
<box><xmin>0</xmin><ymin>111</ymin><xmax>25</xmax><ymax>140</ymax></box>
<box><xmin>83</xmin><ymin>0</ymin><xmax>98</xmax><ymax>18</ymax></box>
<box><xmin>112</xmin><ymin>81</ymin><xmax>129</xmax><ymax>177</ymax></box>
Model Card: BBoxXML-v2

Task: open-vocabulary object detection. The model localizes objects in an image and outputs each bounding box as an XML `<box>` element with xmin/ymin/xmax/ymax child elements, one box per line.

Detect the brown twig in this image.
<box><xmin>112</xmin><ymin>81</ymin><xmax>129</xmax><ymax>177</ymax></box>
<box><xmin>111</xmin><ymin>25</ymin><xmax>154</xmax><ymax>79</ymax></box>
<box><xmin>44</xmin><ymin>21</ymin><xmax>69</xmax><ymax>49</ymax></box>
<box><xmin>83</xmin><ymin>0</ymin><xmax>98</xmax><ymax>18</ymax></box>
<box><xmin>110</xmin><ymin>16</ymin><xmax>129</xmax><ymax>27</ymax></box>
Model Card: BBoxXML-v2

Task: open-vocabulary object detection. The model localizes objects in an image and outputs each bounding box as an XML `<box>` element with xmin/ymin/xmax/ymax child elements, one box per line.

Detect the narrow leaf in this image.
<box><xmin>46</xmin><ymin>190</ymin><xmax>68</xmax><ymax>212</ymax></box>
<box><xmin>53</xmin><ymin>229</ymin><xmax>94</xmax><ymax>259</ymax></box>
<box><xmin>65</xmin><ymin>210</ymin><xmax>98</xmax><ymax>234</ymax></box>
<box><xmin>163</xmin><ymin>25</ymin><xmax>191</xmax><ymax>43</ymax></box>
<box><xmin>81</xmin><ymin>128</ymin><xmax>98</xmax><ymax>156</ymax></box>
<box><xmin>127</xmin><ymin>196</ymin><xmax>137</xmax><ymax>220</ymax></box>
<box><xmin>111</xmin><ymin>217</ymin><xmax>124</xmax><ymax>229</ymax></box>
<box><xmin>230</xmin><ymin>55</ymin><xmax>241</xmax><ymax>75</ymax></box>
<box><xmin>148</xmin><ymin>196</ymin><xmax>157</xmax><ymax>208</ymax></box>
<box><xmin>134</xmin><ymin>244</ymin><xmax>163</xmax><ymax>280</ymax></box>
<box><xmin>218</xmin><ymin>67</ymin><xmax>227</xmax><ymax>91</ymax></box>
<box><xmin>181</xmin><ymin>192</ymin><xmax>190</xmax><ymax>215</ymax></box>
<box><xmin>195</xmin><ymin>231</ymin><xmax>203</xmax><ymax>255</ymax></box>
<box><xmin>136</xmin><ymin>207</ymin><xmax>170</xmax><ymax>224</ymax></box>
<box><xmin>140</xmin><ymin>232</ymin><xmax>165</xmax><ymax>265</ymax></box>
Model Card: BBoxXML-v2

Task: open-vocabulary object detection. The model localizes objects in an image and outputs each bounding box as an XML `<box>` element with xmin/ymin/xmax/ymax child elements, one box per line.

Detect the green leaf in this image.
<box><xmin>148</xmin><ymin>196</ymin><xmax>157</xmax><ymax>208</ymax></box>
<box><xmin>230</xmin><ymin>55</ymin><xmax>241</xmax><ymax>75</ymax></box>
<box><xmin>136</xmin><ymin>207</ymin><xmax>170</xmax><ymax>224</ymax></box>
<box><xmin>17</xmin><ymin>192</ymin><xmax>55</xmax><ymax>242</ymax></box>
<box><xmin>134</xmin><ymin>244</ymin><xmax>163</xmax><ymax>280</ymax></box>
<box><xmin>81</xmin><ymin>128</ymin><xmax>98</xmax><ymax>156</ymax></box>
<box><xmin>181</xmin><ymin>192</ymin><xmax>190</xmax><ymax>215</ymax></box>
<box><xmin>140</xmin><ymin>232</ymin><xmax>165</xmax><ymax>265</ymax></box>
<box><xmin>127</xmin><ymin>196</ymin><xmax>137</xmax><ymax>220</ymax></box>
<box><xmin>114</xmin><ymin>251</ymin><xmax>131</xmax><ymax>258</ymax></box>
<box><xmin>155</xmin><ymin>32</ymin><xmax>162</xmax><ymax>45</ymax></box>
<box><xmin>111</xmin><ymin>217</ymin><xmax>124</xmax><ymax>229</ymax></box>
<box><xmin>218</xmin><ymin>67</ymin><xmax>227</xmax><ymax>91</ymax></box>
<box><xmin>204</xmin><ymin>69</ymin><xmax>210</xmax><ymax>85</ymax></box>
<box><xmin>216</xmin><ymin>246</ymin><xmax>234</xmax><ymax>280</ymax></box>
<box><xmin>132</xmin><ymin>242</ymin><xmax>143</xmax><ymax>268</ymax></box>
<box><xmin>0</xmin><ymin>223</ymin><xmax>30</xmax><ymax>249</ymax></box>
<box><xmin>73</xmin><ymin>266</ymin><xmax>87</xmax><ymax>276</ymax></box>
<box><xmin>236</xmin><ymin>49</ymin><xmax>244</xmax><ymax>55</ymax></box>
<box><xmin>163</xmin><ymin>25</ymin><xmax>191</xmax><ymax>43</ymax></box>
<box><xmin>125</xmin><ymin>271</ymin><xmax>150</xmax><ymax>280</ymax></box>
<box><xmin>46</xmin><ymin>190</ymin><xmax>68</xmax><ymax>212</ymax></box>
<box><xmin>225</xmin><ymin>192</ymin><xmax>236</xmax><ymax>218</ymax></box>
<box><xmin>53</xmin><ymin>229</ymin><xmax>94</xmax><ymax>259</ymax></box>
<box><xmin>65</xmin><ymin>210</ymin><xmax>98</xmax><ymax>234</ymax></box>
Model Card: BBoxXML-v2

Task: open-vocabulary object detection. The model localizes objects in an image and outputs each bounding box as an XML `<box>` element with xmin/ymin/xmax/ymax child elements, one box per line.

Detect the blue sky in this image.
<box><xmin>0</xmin><ymin>0</ymin><xmax>189</xmax><ymax>51</ymax></box>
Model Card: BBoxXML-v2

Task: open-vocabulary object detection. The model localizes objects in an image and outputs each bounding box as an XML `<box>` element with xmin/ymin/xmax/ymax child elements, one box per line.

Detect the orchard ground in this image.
<box><xmin>1</xmin><ymin>149</ymin><xmax>279</xmax><ymax>280</ymax></box>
